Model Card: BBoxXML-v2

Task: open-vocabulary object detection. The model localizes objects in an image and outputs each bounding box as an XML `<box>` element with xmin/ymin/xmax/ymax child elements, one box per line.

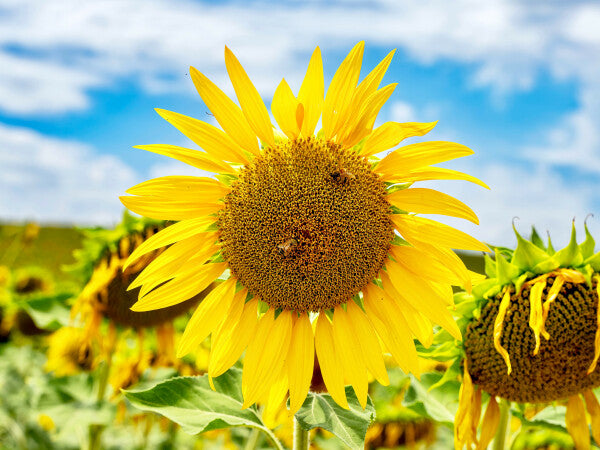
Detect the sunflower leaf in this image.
<box><xmin>403</xmin><ymin>372</ymin><xmax>459</xmax><ymax>426</ymax></box>
<box><xmin>124</xmin><ymin>369</ymin><xmax>265</xmax><ymax>435</ymax></box>
<box><xmin>295</xmin><ymin>388</ymin><xmax>375</xmax><ymax>450</ymax></box>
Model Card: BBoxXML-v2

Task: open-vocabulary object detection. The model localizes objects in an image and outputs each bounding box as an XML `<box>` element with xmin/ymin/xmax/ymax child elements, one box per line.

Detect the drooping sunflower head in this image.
<box><xmin>45</xmin><ymin>326</ymin><xmax>94</xmax><ymax>376</ymax></box>
<box><xmin>452</xmin><ymin>222</ymin><xmax>600</xmax><ymax>449</ymax></box>
<box><xmin>71</xmin><ymin>213</ymin><xmax>212</xmax><ymax>331</ymax></box>
<box><xmin>120</xmin><ymin>42</ymin><xmax>488</xmax><ymax>414</ymax></box>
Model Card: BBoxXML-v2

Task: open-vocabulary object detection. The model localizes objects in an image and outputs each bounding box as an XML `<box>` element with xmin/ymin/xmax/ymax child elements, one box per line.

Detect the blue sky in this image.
<box><xmin>1</xmin><ymin>0</ymin><xmax>599</xmax><ymax>247</ymax></box>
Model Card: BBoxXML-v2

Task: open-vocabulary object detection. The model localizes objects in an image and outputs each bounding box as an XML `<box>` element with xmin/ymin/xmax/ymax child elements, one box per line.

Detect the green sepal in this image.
<box><xmin>385</xmin><ymin>183</ymin><xmax>413</xmax><ymax>194</ymax></box>
<box><xmin>257</xmin><ymin>300</ymin><xmax>269</xmax><ymax>315</ymax></box>
<box><xmin>580</xmin><ymin>221</ymin><xmax>596</xmax><ymax>259</ymax></box>
<box><xmin>585</xmin><ymin>251</ymin><xmax>600</xmax><ymax>272</ymax></box>
<box><xmin>546</xmin><ymin>233</ymin><xmax>556</xmax><ymax>255</ymax></box>
<box><xmin>513</xmin><ymin>272</ymin><xmax>531</xmax><ymax>294</ymax></box>
<box><xmin>472</xmin><ymin>279</ymin><xmax>499</xmax><ymax>299</ymax></box>
<box><xmin>391</xmin><ymin>235</ymin><xmax>410</xmax><ymax>247</ymax></box>
<box><xmin>482</xmin><ymin>283</ymin><xmax>502</xmax><ymax>300</ymax></box>
<box><xmin>553</xmin><ymin>222</ymin><xmax>583</xmax><ymax>267</ymax></box>
<box><xmin>531</xmin><ymin>226</ymin><xmax>546</xmax><ymax>250</ymax></box>
<box><xmin>511</xmin><ymin>225</ymin><xmax>551</xmax><ymax>271</ymax></box>
<box><xmin>215</xmin><ymin>173</ymin><xmax>237</xmax><ymax>186</ymax></box>
<box><xmin>484</xmin><ymin>254</ymin><xmax>497</xmax><ymax>278</ymax></box>
<box><xmin>428</xmin><ymin>358</ymin><xmax>461</xmax><ymax>392</ymax></box>
<box><xmin>581</xmin><ymin>264</ymin><xmax>595</xmax><ymax>287</ymax></box>
<box><xmin>531</xmin><ymin>258</ymin><xmax>559</xmax><ymax>275</ymax></box>
<box><xmin>389</xmin><ymin>205</ymin><xmax>408</xmax><ymax>215</ymax></box>
<box><xmin>453</xmin><ymin>292</ymin><xmax>478</xmax><ymax>320</ymax></box>
<box><xmin>495</xmin><ymin>251</ymin><xmax>521</xmax><ymax>285</ymax></box>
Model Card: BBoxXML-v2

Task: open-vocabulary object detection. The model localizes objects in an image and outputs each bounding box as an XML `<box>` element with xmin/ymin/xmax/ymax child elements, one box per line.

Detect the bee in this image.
<box><xmin>277</xmin><ymin>238</ymin><xmax>298</xmax><ymax>257</ymax></box>
<box><xmin>330</xmin><ymin>168</ymin><xmax>356</xmax><ymax>184</ymax></box>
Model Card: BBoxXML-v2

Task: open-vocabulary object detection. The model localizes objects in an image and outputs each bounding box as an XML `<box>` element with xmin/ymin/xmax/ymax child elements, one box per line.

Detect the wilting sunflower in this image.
<box><xmin>70</xmin><ymin>213</ymin><xmax>213</xmax><ymax>367</ymax></box>
<box><xmin>450</xmin><ymin>223</ymin><xmax>600</xmax><ymax>449</ymax></box>
<box><xmin>45</xmin><ymin>326</ymin><xmax>94</xmax><ymax>376</ymax></box>
<box><xmin>120</xmin><ymin>41</ymin><xmax>488</xmax><ymax>414</ymax></box>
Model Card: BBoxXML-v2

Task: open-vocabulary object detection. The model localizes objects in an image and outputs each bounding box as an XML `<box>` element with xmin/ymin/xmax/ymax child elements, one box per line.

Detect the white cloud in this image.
<box><xmin>0</xmin><ymin>122</ymin><xmax>138</xmax><ymax>225</ymax></box>
<box><xmin>418</xmin><ymin>158</ymin><xmax>599</xmax><ymax>249</ymax></box>
<box><xmin>389</xmin><ymin>101</ymin><xmax>416</xmax><ymax>123</ymax></box>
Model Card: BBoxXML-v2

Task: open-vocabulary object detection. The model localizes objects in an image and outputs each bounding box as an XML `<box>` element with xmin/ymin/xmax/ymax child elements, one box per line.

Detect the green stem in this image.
<box><xmin>88</xmin><ymin>336</ymin><xmax>115</xmax><ymax>450</ymax></box>
<box><xmin>244</xmin><ymin>427</ymin><xmax>261</xmax><ymax>450</ymax></box>
<box><xmin>293</xmin><ymin>416</ymin><xmax>309</xmax><ymax>450</ymax></box>
<box><xmin>493</xmin><ymin>399</ymin><xmax>511</xmax><ymax>450</ymax></box>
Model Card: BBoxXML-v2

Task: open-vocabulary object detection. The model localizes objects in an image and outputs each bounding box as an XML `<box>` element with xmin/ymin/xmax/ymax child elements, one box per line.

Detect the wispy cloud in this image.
<box><xmin>0</xmin><ymin>122</ymin><xmax>138</xmax><ymax>225</ymax></box>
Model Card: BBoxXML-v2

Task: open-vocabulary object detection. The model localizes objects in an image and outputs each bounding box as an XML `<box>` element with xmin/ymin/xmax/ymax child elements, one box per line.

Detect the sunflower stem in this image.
<box><xmin>493</xmin><ymin>399</ymin><xmax>511</xmax><ymax>450</ymax></box>
<box><xmin>293</xmin><ymin>416</ymin><xmax>310</xmax><ymax>450</ymax></box>
<box><xmin>244</xmin><ymin>427</ymin><xmax>261</xmax><ymax>450</ymax></box>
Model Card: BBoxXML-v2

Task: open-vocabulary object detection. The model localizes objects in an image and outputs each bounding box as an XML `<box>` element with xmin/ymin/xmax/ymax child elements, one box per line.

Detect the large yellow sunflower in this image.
<box><xmin>120</xmin><ymin>42</ymin><xmax>489</xmax><ymax>415</ymax></box>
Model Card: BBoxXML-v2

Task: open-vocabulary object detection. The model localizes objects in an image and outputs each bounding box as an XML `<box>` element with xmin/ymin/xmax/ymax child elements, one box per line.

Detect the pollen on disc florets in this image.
<box><xmin>218</xmin><ymin>137</ymin><xmax>394</xmax><ymax>313</ymax></box>
<box><xmin>464</xmin><ymin>275</ymin><xmax>600</xmax><ymax>403</ymax></box>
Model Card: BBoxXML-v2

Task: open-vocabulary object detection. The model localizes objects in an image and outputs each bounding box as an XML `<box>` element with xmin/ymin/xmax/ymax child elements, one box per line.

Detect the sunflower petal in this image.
<box><xmin>393</xmin><ymin>166</ymin><xmax>490</xmax><ymax>189</ymax></box>
<box><xmin>155</xmin><ymin>109</ymin><xmax>249</xmax><ymax>163</ymax></box>
<box><xmin>177</xmin><ymin>277</ymin><xmax>237</xmax><ymax>357</ymax></box>
<box><xmin>529</xmin><ymin>280</ymin><xmax>546</xmax><ymax>356</ymax></box>
<box><xmin>346</xmin><ymin>301</ymin><xmax>389</xmax><ymax>385</ymax></box>
<box><xmin>298</xmin><ymin>47</ymin><xmax>324</xmax><ymax>137</ymax></box>
<box><xmin>566</xmin><ymin>395</ymin><xmax>591</xmax><ymax>450</ymax></box>
<box><xmin>361</xmin><ymin>121</ymin><xmax>437</xmax><ymax>156</ymax></box>
<box><xmin>391</xmin><ymin>215</ymin><xmax>490</xmax><ymax>252</ymax></box>
<box><xmin>314</xmin><ymin>313</ymin><xmax>349</xmax><ymax>409</ymax></box>
<box><xmin>287</xmin><ymin>313</ymin><xmax>315</xmax><ymax>414</ymax></box>
<box><xmin>131</xmin><ymin>262</ymin><xmax>226</xmax><ymax>311</ymax></box>
<box><xmin>126</xmin><ymin>176</ymin><xmax>230</xmax><ymax>203</ymax></box>
<box><xmin>134</xmin><ymin>144</ymin><xmax>235</xmax><ymax>173</ymax></box>
<box><xmin>189</xmin><ymin>66</ymin><xmax>259</xmax><ymax>155</ymax></box>
<box><xmin>119</xmin><ymin>196</ymin><xmax>222</xmax><ymax>221</ymax></box>
<box><xmin>209</xmin><ymin>297</ymin><xmax>258</xmax><ymax>378</ymax></box>
<box><xmin>389</xmin><ymin>244</ymin><xmax>463</xmax><ymax>286</ymax></box>
<box><xmin>493</xmin><ymin>288</ymin><xmax>513</xmax><ymax>375</ymax></box>
<box><xmin>376</xmin><ymin>141</ymin><xmax>473</xmax><ymax>177</ymax></box>
<box><xmin>272</xmin><ymin>79</ymin><xmax>300</xmax><ymax>140</ymax></box>
<box><xmin>322</xmin><ymin>42</ymin><xmax>364</xmax><ymax>140</ymax></box>
<box><xmin>584</xmin><ymin>390</ymin><xmax>600</xmax><ymax>445</ymax></box>
<box><xmin>477</xmin><ymin>396</ymin><xmax>500</xmax><ymax>450</ymax></box>
<box><xmin>224</xmin><ymin>47</ymin><xmax>275</xmax><ymax>147</ymax></box>
<box><xmin>124</xmin><ymin>218</ymin><xmax>216</xmax><ymax>269</ymax></box>
<box><xmin>333</xmin><ymin>306</ymin><xmax>369</xmax><ymax>408</ymax></box>
<box><xmin>387</xmin><ymin>188</ymin><xmax>479</xmax><ymax>224</ymax></box>
<box><xmin>589</xmin><ymin>276</ymin><xmax>600</xmax><ymax>374</ymax></box>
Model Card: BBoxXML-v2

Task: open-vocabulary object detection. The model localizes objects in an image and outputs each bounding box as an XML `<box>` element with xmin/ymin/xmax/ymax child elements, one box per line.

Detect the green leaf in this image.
<box><xmin>403</xmin><ymin>373</ymin><xmax>459</xmax><ymax>426</ymax></box>
<box><xmin>295</xmin><ymin>387</ymin><xmax>375</xmax><ymax>450</ymax></box>
<box><xmin>20</xmin><ymin>292</ymin><xmax>72</xmax><ymax>330</ymax></box>
<box><xmin>124</xmin><ymin>369</ymin><xmax>264</xmax><ymax>435</ymax></box>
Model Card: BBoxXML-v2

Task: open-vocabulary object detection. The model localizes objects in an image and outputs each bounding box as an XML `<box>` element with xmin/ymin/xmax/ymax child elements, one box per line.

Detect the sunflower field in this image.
<box><xmin>2</xmin><ymin>23</ymin><xmax>600</xmax><ymax>450</ymax></box>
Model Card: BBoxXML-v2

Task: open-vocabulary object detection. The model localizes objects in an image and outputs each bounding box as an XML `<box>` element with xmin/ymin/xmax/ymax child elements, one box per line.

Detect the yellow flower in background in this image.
<box><xmin>46</xmin><ymin>326</ymin><xmax>94</xmax><ymax>376</ymax></box>
<box><xmin>121</xmin><ymin>42</ymin><xmax>488</xmax><ymax>414</ymax></box>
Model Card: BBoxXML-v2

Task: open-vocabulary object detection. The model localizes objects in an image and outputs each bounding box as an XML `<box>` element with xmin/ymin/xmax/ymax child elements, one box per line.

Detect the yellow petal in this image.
<box><xmin>262</xmin><ymin>369</ymin><xmax>289</xmax><ymax>428</ymax></box>
<box><xmin>376</xmin><ymin>141</ymin><xmax>473</xmax><ymax>177</ymax></box>
<box><xmin>287</xmin><ymin>313</ymin><xmax>315</xmax><ymax>415</ymax></box>
<box><xmin>493</xmin><ymin>288</ymin><xmax>513</xmax><ymax>375</ymax></box>
<box><xmin>314</xmin><ymin>313</ymin><xmax>349</xmax><ymax>409</ymax></box>
<box><xmin>566</xmin><ymin>395</ymin><xmax>591</xmax><ymax>450</ymax></box>
<box><xmin>124</xmin><ymin>218</ymin><xmax>216</xmax><ymax>269</ymax></box>
<box><xmin>387</xmin><ymin>188</ymin><xmax>479</xmax><ymax>224</ymax></box>
<box><xmin>584</xmin><ymin>390</ymin><xmax>600</xmax><ymax>445</ymax></box>
<box><xmin>361</xmin><ymin>121</ymin><xmax>437</xmax><ymax>156</ymax></box>
<box><xmin>272</xmin><ymin>79</ymin><xmax>300</xmax><ymax>140</ymax></box>
<box><xmin>589</xmin><ymin>276</ymin><xmax>600</xmax><ymax>374</ymax></box>
<box><xmin>242</xmin><ymin>309</ymin><xmax>292</xmax><ymax>408</ymax></box>
<box><xmin>189</xmin><ymin>66</ymin><xmax>259</xmax><ymax>155</ymax></box>
<box><xmin>224</xmin><ymin>47</ymin><xmax>275</xmax><ymax>147</ymax></box>
<box><xmin>362</xmin><ymin>283</ymin><xmax>420</xmax><ymax>375</ymax></box>
<box><xmin>155</xmin><ymin>109</ymin><xmax>249</xmax><ymax>164</ymax></box>
<box><xmin>346</xmin><ymin>301</ymin><xmax>389</xmax><ymax>386</ymax></box>
<box><xmin>177</xmin><ymin>277</ymin><xmax>236</xmax><ymax>357</ymax></box>
<box><xmin>129</xmin><ymin>234</ymin><xmax>218</xmax><ymax>290</ymax></box>
<box><xmin>298</xmin><ymin>46</ymin><xmax>324</xmax><ymax>137</ymax></box>
<box><xmin>322</xmin><ymin>42</ymin><xmax>364</xmax><ymax>140</ymax></box>
<box><xmin>391</xmin><ymin>215</ymin><xmax>490</xmax><ymax>252</ymax></box>
<box><xmin>339</xmin><ymin>83</ymin><xmax>398</xmax><ymax>148</ymax></box>
<box><xmin>333</xmin><ymin>306</ymin><xmax>369</xmax><ymax>408</ymax></box>
<box><xmin>134</xmin><ymin>144</ymin><xmax>235</xmax><ymax>174</ymax></box>
<box><xmin>558</xmin><ymin>268</ymin><xmax>586</xmax><ymax>283</ymax></box>
<box><xmin>476</xmin><ymin>396</ymin><xmax>500</xmax><ymax>450</ymax></box>
<box><xmin>119</xmin><ymin>196</ymin><xmax>221</xmax><ymax>221</ymax></box>
<box><xmin>209</xmin><ymin>297</ymin><xmax>258</xmax><ymax>378</ymax></box>
<box><xmin>389</xmin><ymin>244</ymin><xmax>463</xmax><ymax>286</ymax></box>
<box><xmin>384</xmin><ymin>260</ymin><xmax>461</xmax><ymax>340</ymax></box>
<box><xmin>454</xmin><ymin>360</ymin><xmax>475</xmax><ymax>450</ymax></box>
<box><xmin>529</xmin><ymin>280</ymin><xmax>546</xmax><ymax>356</ymax></box>
<box><xmin>131</xmin><ymin>262</ymin><xmax>226</xmax><ymax>311</ymax></box>
<box><xmin>392</xmin><ymin>166</ymin><xmax>490</xmax><ymax>189</ymax></box>
<box><xmin>126</xmin><ymin>176</ymin><xmax>229</xmax><ymax>204</ymax></box>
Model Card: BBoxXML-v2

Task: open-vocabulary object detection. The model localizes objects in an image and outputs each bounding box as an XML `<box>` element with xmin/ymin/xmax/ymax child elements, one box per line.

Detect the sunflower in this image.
<box><xmin>120</xmin><ymin>42</ymin><xmax>488</xmax><ymax>414</ymax></box>
<box><xmin>45</xmin><ymin>326</ymin><xmax>94</xmax><ymax>376</ymax></box>
<box><xmin>451</xmin><ymin>223</ymin><xmax>600</xmax><ymax>449</ymax></box>
<box><xmin>70</xmin><ymin>213</ymin><xmax>214</xmax><ymax>369</ymax></box>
